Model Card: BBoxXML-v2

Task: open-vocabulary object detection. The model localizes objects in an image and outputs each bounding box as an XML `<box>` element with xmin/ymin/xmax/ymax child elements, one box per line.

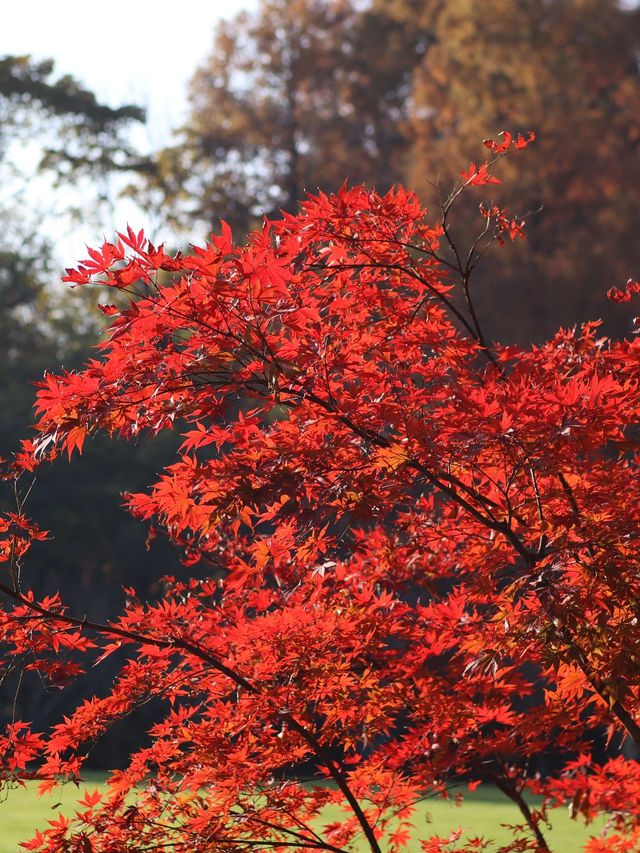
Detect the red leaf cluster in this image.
<box><xmin>2</xmin><ymin>134</ymin><xmax>640</xmax><ymax>852</ymax></box>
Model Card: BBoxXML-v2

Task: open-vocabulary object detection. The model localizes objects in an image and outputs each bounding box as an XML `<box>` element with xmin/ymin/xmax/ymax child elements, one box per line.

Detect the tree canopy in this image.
<box><xmin>4</xmin><ymin>136</ymin><xmax>640</xmax><ymax>852</ymax></box>
<box><xmin>149</xmin><ymin>0</ymin><xmax>640</xmax><ymax>341</ymax></box>
<box><xmin>403</xmin><ymin>0</ymin><xmax>640</xmax><ymax>341</ymax></box>
<box><xmin>0</xmin><ymin>55</ymin><xmax>146</xmax><ymax>179</ymax></box>
<box><xmin>149</xmin><ymin>0</ymin><xmax>429</xmax><ymax>234</ymax></box>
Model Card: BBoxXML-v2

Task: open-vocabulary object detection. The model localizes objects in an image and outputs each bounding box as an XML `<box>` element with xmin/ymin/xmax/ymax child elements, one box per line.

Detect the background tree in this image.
<box><xmin>0</xmin><ymin>55</ymin><xmax>147</xmax><ymax>181</ymax></box>
<box><xmin>0</xmin><ymin>53</ymin><xmax>148</xmax><ymax>439</ymax></box>
<box><xmin>148</xmin><ymin>0</ymin><xmax>429</xmax><ymax>235</ymax></box>
<box><xmin>403</xmin><ymin>0</ymin><xmax>640</xmax><ymax>342</ymax></box>
<box><xmin>150</xmin><ymin>0</ymin><xmax>640</xmax><ymax>340</ymax></box>
<box><xmin>0</xmin><ymin>55</ymin><xmax>177</xmax><ymax>766</ymax></box>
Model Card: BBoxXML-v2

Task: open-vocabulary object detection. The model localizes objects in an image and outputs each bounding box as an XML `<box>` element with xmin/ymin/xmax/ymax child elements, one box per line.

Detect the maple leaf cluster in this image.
<box><xmin>2</xmin><ymin>137</ymin><xmax>640</xmax><ymax>852</ymax></box>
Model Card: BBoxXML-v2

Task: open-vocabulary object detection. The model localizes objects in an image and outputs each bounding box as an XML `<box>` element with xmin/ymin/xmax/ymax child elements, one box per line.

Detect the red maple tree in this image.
<box><xmin>2</xmin><ymin>132</ymin><xmax>640</xmax><ymax>852</ymax></box>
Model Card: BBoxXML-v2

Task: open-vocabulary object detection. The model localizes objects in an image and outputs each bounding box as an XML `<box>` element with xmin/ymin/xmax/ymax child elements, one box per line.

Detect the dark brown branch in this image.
<box><xmin>488</xmin><ymin>772</ymin><xmax>552</xmax><ymax>853</ymax></box>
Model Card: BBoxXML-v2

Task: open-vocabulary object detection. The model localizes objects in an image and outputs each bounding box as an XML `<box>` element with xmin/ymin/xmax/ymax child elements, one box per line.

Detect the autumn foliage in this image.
<box><xmin>158</xmin><ymin>0</ymin><xmax>640</xmax><ymax>343</ymax></box>
<box><xmin>3</xmin><ymin>134</ymin><xmax>640</xmax><ymax>852</ymax></box>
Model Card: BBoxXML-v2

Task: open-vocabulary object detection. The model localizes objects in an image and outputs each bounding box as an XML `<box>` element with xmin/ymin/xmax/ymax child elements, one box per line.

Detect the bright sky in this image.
<box><xmin>0</xmin><ymin>1</ymin><xmax>253</xmax><ymax>148</ymax></box>
<box><xmin>0</xmin><ymin>1</ymin><xmax>254</xmax><ymax>258</ymax></box>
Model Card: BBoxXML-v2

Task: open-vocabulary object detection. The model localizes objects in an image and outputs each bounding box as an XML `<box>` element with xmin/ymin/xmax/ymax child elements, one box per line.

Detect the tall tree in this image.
<box><xmin>150</xmin><ymin>0</ymin><xmax>429</xmax><ymax>235</ymax></box>
<box><xmin>155</xmin><ymin>0</ymin><xmax>640</xmax><ymax>341</ymax></box>
<box><xmin>0</xmin><ymin>53</ymin><xmax>148</xmax><ymax>388</ymax></box>
<box><xmin>403</xmin><ymin>0</ymin><xmax>640</xmax><ymax>341</ymax></box>
<box><xmin>0</xmin><ymin>53</ymin><xmax>150</xmax><ymax>451</ymax></box>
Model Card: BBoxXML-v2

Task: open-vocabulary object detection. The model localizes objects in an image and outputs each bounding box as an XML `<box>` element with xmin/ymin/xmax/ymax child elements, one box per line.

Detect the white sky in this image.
<box><xmin>0</xmin><ymin>1</ymin><xmax>253</xmax><ymax>148</ymax></box>
<box><xmin>0</xmin><ymin>1</ymin><xmax>254</xmax><ymax>260</ymax></box>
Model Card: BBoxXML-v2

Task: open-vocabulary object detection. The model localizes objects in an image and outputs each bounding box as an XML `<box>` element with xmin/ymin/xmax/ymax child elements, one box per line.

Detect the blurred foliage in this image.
<box><xmin>0</xmin><ymin>56</ymin><xmax>177</xmax><ymax>762</ymax></box>
<box><xmin>0</xmin><ymin>55</ymin><xmax>150</xmax><ymax>180</ymax></box>
<box><xmin>0</xmin><ymin>52</ymin><xmax>149</xmax><ymax>449</ymax></box>
<box><xmin>146</xmin><ymin>0</ymin><xmax>640</xmax><ymax>341</ymax></box>
<box><xmin>402</xmin><ymin>0</ymin><xmax>640</xmax><ymax>341</ymax></box>
<box><xmin>142</xmin><ymin>0</ymin><xmax>430</xmax><ymax>236</ymax></box>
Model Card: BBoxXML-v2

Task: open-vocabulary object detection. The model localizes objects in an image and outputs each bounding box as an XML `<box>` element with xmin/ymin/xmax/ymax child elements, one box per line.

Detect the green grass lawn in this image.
<box><xmin>0</xmin><ymin>779</ymin><xmax>606</xmax><ymax>852</ymax></box>
<box><xmin>387</xmin><ymin>786</ymin><xmax>605</xmax><ymax>850</ymax></box>
<box><xmin>0</xmin><ymin>773</ymin><xmax>108</xmax><ymax>852</ymax></box>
